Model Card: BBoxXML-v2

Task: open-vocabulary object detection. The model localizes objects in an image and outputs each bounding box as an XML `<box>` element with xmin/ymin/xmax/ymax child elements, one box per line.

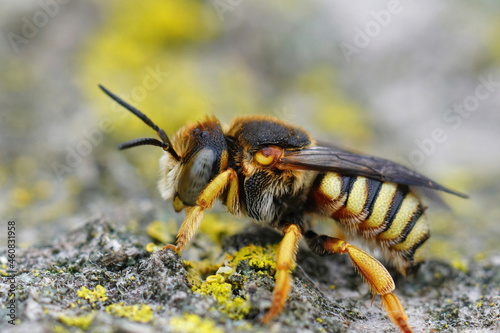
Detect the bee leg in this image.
<box><xmin>225</xmin><ymin>169</ymin><xmax>240</xmax><ymax>216</ymax></box>
<box><xmin>261</xmin><ymin>224</ymin><xmax>302</xmax><ymax>324</ymax></box>
<box><xmin>164</xmin><ymin>168</ymin><xmax>238</xmax><ymax>253</ymax></box>
<box><xmin>305</xmin><ymin>231</ymin><xmax>412</xmax><ymax>333</ymax></box>
<box><xmin>163</xmin><ymin>206</ymin><xmax>204</xmax><ymax>253</ymax></box>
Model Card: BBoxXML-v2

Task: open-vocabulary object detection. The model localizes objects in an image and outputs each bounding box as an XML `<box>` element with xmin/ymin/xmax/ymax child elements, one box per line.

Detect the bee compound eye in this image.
<box><xmin>254</xmin><ymin>146</ymin><xmax>283</xmax><ymax>168</ymax></box>
<box><xmin>177</xmin><ymin>148</ymin><xmax>217</xmax><ymax>206</ymax></box>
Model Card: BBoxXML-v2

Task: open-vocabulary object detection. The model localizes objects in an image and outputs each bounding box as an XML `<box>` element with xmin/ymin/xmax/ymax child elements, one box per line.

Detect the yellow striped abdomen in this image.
<box><xmin>309</xmin><ymin>172</ymin><xmax>430</xmax><ymax>274</ymax></box>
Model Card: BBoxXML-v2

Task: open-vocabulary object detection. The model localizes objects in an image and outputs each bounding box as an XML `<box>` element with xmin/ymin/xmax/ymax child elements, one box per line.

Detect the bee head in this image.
<box><xmin>99</xmin><ymin>85</ymin><xmax>227</xmax><ymax>209</ymax></box>
<box><xmin>161</xmin><ymin>118</ymin><xmax>228</xmax><ymax>208</ymax></box>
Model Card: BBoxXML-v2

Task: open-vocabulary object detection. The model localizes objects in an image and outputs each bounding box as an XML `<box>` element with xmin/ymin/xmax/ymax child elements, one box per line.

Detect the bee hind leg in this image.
<box><xmin>305</xmin><ymin>230</ymin><xmax>412</xmax><ymax>333</ymax></box>
<box><xmin>261</xmin><ymin>224</ymin><xmax>302</xmax><ymax>324</ymax></box>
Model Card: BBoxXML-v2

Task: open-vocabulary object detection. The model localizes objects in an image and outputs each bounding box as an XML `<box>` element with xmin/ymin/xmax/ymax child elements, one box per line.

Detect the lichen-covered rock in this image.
<box><xmin>1</xmin><ymin>218</ymin><xmax>499</xmax><ymax>332</ymax></box>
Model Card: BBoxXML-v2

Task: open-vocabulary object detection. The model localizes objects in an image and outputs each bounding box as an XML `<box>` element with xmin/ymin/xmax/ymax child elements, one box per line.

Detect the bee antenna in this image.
<box><xmin>99</xmin><ymin>84</ymin><xmax>180</xmax><ymax>160</ymax></box>
<box><xmin>118</xmin><ymin>137</ymin><xmax>169</xmax><ymax>150</ymax></box>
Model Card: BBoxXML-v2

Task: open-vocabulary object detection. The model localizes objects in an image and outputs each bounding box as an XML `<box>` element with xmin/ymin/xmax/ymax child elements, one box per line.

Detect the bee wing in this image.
<box><xmin>278</xmin><ymin>146</ymin><xmax>468</xmax><ymax>198</ymax></box>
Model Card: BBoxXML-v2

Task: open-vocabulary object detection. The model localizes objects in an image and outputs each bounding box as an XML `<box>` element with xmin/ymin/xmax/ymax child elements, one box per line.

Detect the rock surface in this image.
<box><xmin>1</xmin><ymin>218</ymin><xmax>499</xmax><ymax>333</ymax></box>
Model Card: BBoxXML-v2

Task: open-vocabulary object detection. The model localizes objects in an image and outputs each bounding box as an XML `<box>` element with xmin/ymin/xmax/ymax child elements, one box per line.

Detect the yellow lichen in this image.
<box><xmin>170</xmin><ymin>313</ymin><xmax>223</xmax><ymax>333</ymax></box>
<box><xmin>187</xmin><ymin>259</ymin><xmax>223</xmax><ymax>276</ymax></box>
<box><xmin>182</xmin><ymin>245</ymin><xmax>284</xmax><ymax>321</ymax></box>
<box><xmin>146</xmin><ymin>220</ymin><xmax>175</xmax><ymax>244</ymax></box>
<box><xmin>146</xmin><ymin>242</ymin><xmax>157</xmax><ymax>252</ymax></box>
<box><xmin>34</xmin><ymin>179</ymin><xmax>53</xmax><ymax>200</ymax></box>
<box><xmin>79</xmin><ymin>0</ymin><xmax>223</xmax><ymax>188</ymax></box>
<box><xmin>53</xmin><ymin>325</ymin><xmax>70</xmax><ymax>333</ymax></box>
<box><xmin>295</xmin><ymin>67</ymin><xmax>372</xmax><ymax>145</ymax></box>
<box><xmin>475</xmin><ymin>252</ymin><xmax>486</xmax><ymax>262</ymax></box>
<box><xmin>194</xmin><ymin>280</ymin><xmax>232</xmax><ymax>304</ymax></box>
<box><xmin>183</xmin><ymin>260</ymin><xmax>194</xmax><ymax>269</ymax></box>
<box><xmin>216</xmin><ymin>266</ymin><xmax>233</xmax><ymax>275</ymax></box>
<box><xmin>185</xmin><ymin>266</ymin><xmax>203</xmax><ymax>287</ymax></box>
<box><xmin>232</xmin><ymin>244</ymin><xmax>279</xmax><ymax>272</ymax></box>
<box><xmin>58</xmin><ymin>312</ymin><xmax>95</xmax><ymax>330</ymax></box>
<box><xmin>77</xmin><ymin>285</ymin><xmax>108</xmax><ymax>303</ymax></box>
<box><xmin>198</xmin><ymin>213</ymin><xmax>243</xmax><ymax>244</ymax></box>
<box><xmin>183</xmin><ymin>244</ymin><xmax>289</xmax><ymax>320</ymax></box>
<box><xmin>184</xmin><ymin>259</ymin><xmax>224</xmax><ymax>287</ymax></box>
<box><xmin>451</xmin><ymin>259</ymin><xmax>468</xmax><ymax>273</ymax></box>
<box><xmin>106</xmin><ymin>303</ymin><xmax>153</xmax><ymax>323</ymax></box>
<box><xmin>220</xmin><ymin>297</ymin><xmax>251</xmax><ymax>320</ymax></box>
<box><xmin>193</xmin><ymin>279</ymin><xmax>250</xmax><ymax>320</ymax></box>
<box><xmin>10</xmin><ymin>187</ymin><xmax>33</xmax><ymax>208</ymax></box>
<box><xmin>205</xmin><ymin>274</ymin><xmax>225</xmax><ymax>284</ymax></box>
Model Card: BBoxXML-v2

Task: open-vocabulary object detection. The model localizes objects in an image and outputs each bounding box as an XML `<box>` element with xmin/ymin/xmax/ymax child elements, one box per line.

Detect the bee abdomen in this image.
<box><xmin>311</xmin><ymin>173</ymin><xmax>430</xmax><ymax>272</ymax></box>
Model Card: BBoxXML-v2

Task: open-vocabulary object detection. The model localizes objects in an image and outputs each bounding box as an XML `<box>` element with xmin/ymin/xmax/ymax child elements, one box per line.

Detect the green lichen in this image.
<box><xmin>170</xmin><ymin>313</ymin><xmax>223</xmax><ymax>333</ymax></box>
<box><xmin>106</xmin><ymin>303</ymin><xmax>153</xmax><ymax>323</ymax></box>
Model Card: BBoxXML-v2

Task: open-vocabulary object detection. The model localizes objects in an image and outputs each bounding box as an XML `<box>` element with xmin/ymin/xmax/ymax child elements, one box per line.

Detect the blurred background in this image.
<box><xmin>1</xmin><ymin>0</ymin><xmax>499</xmax><ymax>264</ymax></box>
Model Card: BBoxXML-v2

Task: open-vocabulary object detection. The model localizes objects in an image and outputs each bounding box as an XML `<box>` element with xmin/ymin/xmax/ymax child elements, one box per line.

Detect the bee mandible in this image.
<box><xmin>99</xmin><ymin>85</ymin><xmax>467</xmax><ymax>333</ymax></box>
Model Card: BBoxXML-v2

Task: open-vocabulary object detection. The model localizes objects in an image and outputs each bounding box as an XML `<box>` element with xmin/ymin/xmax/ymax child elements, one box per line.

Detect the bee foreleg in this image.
<box><xmin>261</xmin><ymin>224</ymin><xmax>302</xmax><ymax>324</ymax></box>
<box><xmin>225</xmin><ymin>169</ymin><xmax>240</xmax><ymax>216</ymax></box>
<box><xmin>196</xmin><ymin>168</ymin><xmax>238</xmax><ymax>210</ymax></box>
<box><xmin>305</xmin><ymin>231</ymin><xmax>412</xmax><ymax>333</ymax></box>
<box><xmin>164</xmin><ymin>168</ymin><xmax>238</xmax><ymax>253</ymax></box>
<box><xmin>164</xmin><ymin>206</ymin><xmax>204</xmax><ymax>253</ymax></box>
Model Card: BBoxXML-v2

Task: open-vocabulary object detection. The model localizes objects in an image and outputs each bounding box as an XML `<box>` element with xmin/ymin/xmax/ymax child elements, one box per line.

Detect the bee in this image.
<box><xmin>99</xmin><ymin>85</ymin><xmax>467</xmax><ymax>333</ymax></box>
